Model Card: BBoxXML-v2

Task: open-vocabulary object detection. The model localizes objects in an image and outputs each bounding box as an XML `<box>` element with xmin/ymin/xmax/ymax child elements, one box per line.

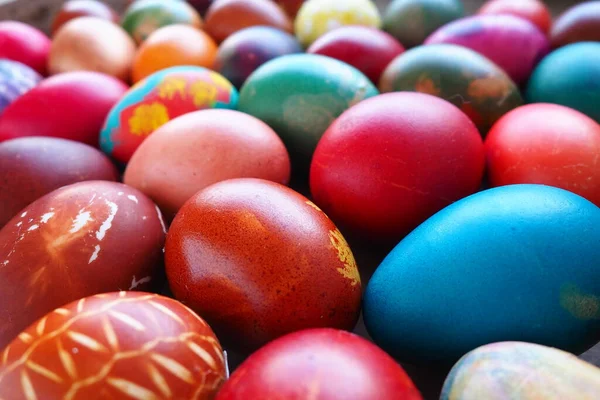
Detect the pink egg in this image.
<box><xmin>0</xmin><ymin>21</ymin><xmax>51</xmax><ymax>76</ymax></box>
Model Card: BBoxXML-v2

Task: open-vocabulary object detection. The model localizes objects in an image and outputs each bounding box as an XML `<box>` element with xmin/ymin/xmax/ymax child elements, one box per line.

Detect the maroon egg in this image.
<box><xmin>551</xmin><ymin>2</ymin><xmax>600</xmax><ymax>48</ymax></box>
<box><xmin>0</xmin><ymin>181</ymin><xmax>167</xmax><ymax>348</ymax></box>
<box><xmin>307</xmin><ymin>25</ymin><xmax>405</xmax><ymax>84</ymax></box>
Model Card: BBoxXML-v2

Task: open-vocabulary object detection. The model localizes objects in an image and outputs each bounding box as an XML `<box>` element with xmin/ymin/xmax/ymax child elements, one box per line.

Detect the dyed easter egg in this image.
<box><xmin>276</xmin><ymin>0</ymin><xmax>305</xmax><ymax>18</ymax></box>
<box><xmin>216</xmin><ymin>329</ymin><xmax>423</xmax><ymax>400</ymax></box>
<box><xmin>441</xmin><ymin>342</ymin><xmax>600</xmax><ymax>400</ymax></box>
<box><xmin>307</xmin><ymin>26</ymin><xmax>405</xmax><ymax>84</ymax></box>
<box><xmin>295</xmin><ymin>0</ymin><xmax>382</xmax><ymax>48</ymax></box>
<box><xmin>0</xmin><ymin>21</ymin><xmax>50</xmax><ymax>75</ymax></box>
<box><xmin>0</xmin><ymin>292</ymin><xmax>226</xmax><ymax>399</ymax></box>
<box><xmin>0</xmin><ymin>59</ymin><xmax>41</xmax><ymax>114</ymax></box>
<box><xmin>0</xmin><ymin>137</ymin><xmax>118</xmax><ymax>228</ymax></box>
<box><xmin>363</xmin><ymin>184</ymin><xmax>600</xmax><ymax>365</ymax></box>
<box><xmin>132</xmin><ymin>24</ymin><xmax>218</xmax><ymax>83</ymax></box>
<box><xmin>100</xmin><ymin>66</ymin><xmax>238</xmax><ymax>165</ymax></box>
<box><xmin>122</xmin><ymin>0</ymin><xmax>202</xmax><ymax>44</ymax></box>
<box><xmin>486</xmin><ymin>104</ymin><xmax>600</xmax><ymax>206</ymax></box>
<box><xmin>380</xmin><ymin>44</ymin><xmax>523</xmax><ymax>134</ymax></box>
<box><xmin>383</xmin><ymin>0</ymin><xmax>464</xmax><ymax>48</ymax></box>
<box><xmin>215</xmin><ymin>26</ymin><xmax>302</xmax><ymax>88</ymax></box>
<box><xmin>204</xmin><ymin>0</ymin><xmax>292</xmax><ymax>44</ymax></box>
<box><xmin>310</xmin><ymin>92</ymin><xmax>484</xmax><ymax>241</ymax></box>
<box><xmin>425</xmin><ymin>15</ymin><xmax>550</xmax><ymax>85</ymax></box>
<box><xmin>165</xmin><ymin>179</ymin><xmax>362</xmax><ymax>353</ymax></box>
<box><xmin>124</xmin><ymin>110</ymin><xmax>291</xmax><ymax>220</ymax></box>
<box><xmin>478</xmin><ymin>0</ymin><xmax>552</xmax><ymax>34</ymax></box>
<box><xmin>526</xmin><ymin>42</ymin><xmax>600</xmax><ymax>124</ymax></box>
<box><xmin>238</xmin><ymin>54</ymin><xmax>378</xmax><ymax>170</ymax></box>
<box><xmin>0</xmin><ymin>71</ymin><xmax>128</xmax><ymax>146</ymax></box>
<box><xmin>51</xmin><ymin>0</ymin><xmax>119</xmax><ymax>36</ymax></box>
<box><xmin>551</xmin><ymin>2</ymin><xmax>600</xmax><ymax>48</ymax></box>
<box><xmin>49</xmin><ymin>17</ymin><xmax>136</xmax><ymax>82</ymax></box>
<box><xmin>0</xmin><ymin>181</ymin><xmax>167</xmax><ymax>348</ymax></box>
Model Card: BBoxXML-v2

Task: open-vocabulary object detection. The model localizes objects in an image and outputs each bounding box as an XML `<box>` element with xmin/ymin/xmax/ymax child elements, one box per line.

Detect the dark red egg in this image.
<box><xmin>0</xmin><ymin>21</ymin><xmax>51</xmax><ymax>76</ymax></box>
<box><xmin>486</xmin><ymin>103</ymin><xmax>600</xmax><ymax>206</ymax></box>
<box><xmin>165</xmin><ymin>178</ymin><xmax>362</xmax><ymax>353</ymax></box>
<box><xmin>307</xmin><ymin>25</ymin><xmax>405</xmax><ymax>84</ymax></box>
<box><xmin>216</xmin><ymin>328</ymin><xmax>423</xmax><ymax>400</ymax></box>
<box><xmin>0</xmin><ymin>181</ymin><xmax>167</xmax><ymax>348</ymax></box>
<box><xmin>276</xmin><ymin>0</ymin><xmax>305</xmax><ymax>18</ymax></box>
<box><xmin>310</xmin><ymin>92</ymin><xmax>485</xmax><ymax>241</ymax></box>
<box><xmin>551</xmin><ymin>2</ymin><xmax>600</xmax><ymax>48</ymax></box>
<box><xmin>51</xmin><ymin>0</ymin><xmax>119</xmax><ymax>36</ymax></box>
<box><xmin>0</xmin><ymin>137</ymin><xmax>118</xmax><ymax>228</ymax></box>
<box><xmin>478</xmin><ymin>0</ymin><xmax>552</xmax><ymax>34</ymax></box>
<box><xmin>0</xmin><ymin>71</ymin><xmax>128</xmax><ymax>147</ymax></box>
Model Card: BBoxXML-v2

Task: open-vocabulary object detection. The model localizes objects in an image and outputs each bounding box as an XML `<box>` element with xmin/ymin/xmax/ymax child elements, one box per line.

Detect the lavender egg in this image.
<box><xmin>0</xmin><ymin>59</ymin><xmax>42</xmax><ymax>114</ymax></box>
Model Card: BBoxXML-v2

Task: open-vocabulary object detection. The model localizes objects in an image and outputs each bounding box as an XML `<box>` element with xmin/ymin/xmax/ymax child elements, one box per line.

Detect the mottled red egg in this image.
<box><xmin>216</xmin><ymin>328</ymin><xmax>423</xmax><ymax>400</ymax></box>
<box><xmin>0</xmin><ymin>137</ymin><xmax>118</xmax><ymax>228</ymax></box>
<box><xmin>310</xmin><ymin>92</ymin><xmax>485</xmax><ymax>241</ymax></box>
<box><xmin>307</xmin><ymin>25</ymin><xmax>405</xmax><ymax>84</ymax></box>
<box><xmin>51</xmin><ymin>0</ymin><xmax>119</xmax><ymax>36</ymax></box>
<box><xmin>124</xmin><ymin>110</ymin><xmax>291</xmax><ymax>221</ymax></box>
<box><xmin>0</xmin><ymin>71</ymin><xmax>128</xmax><ymax>147</ymax></box>
<box><xmin>551</xmin><ymin>2</ymin><xmax>600</xmax><ymax>48</ymax></box>
<box><xmin>478</xmin><ymin>0</ymin><xmax>552</xmax><ymax>34</ymax></box>
<box><xmin>486</xmin><ymin>103</ymin><xmax>600</xmax><ymax>206</ymax></box>
<box><xmin>0</xmin><ymin>21</ymin><xmax>51</xmax><ymax>76</ymax></box>
<box><xmin>0</xmin><ymin>292</ymin><xmax>226</xmax><ymax>399</ymax></box>
<box><xmin>165</xmin><ymin>179</ymin><xmax>362</xmax><ymax>353</ymax></box>
<box><xmin>0</xmin><ymin>181</ymin><xmax>167</xmax><ymax>348</ymax></box>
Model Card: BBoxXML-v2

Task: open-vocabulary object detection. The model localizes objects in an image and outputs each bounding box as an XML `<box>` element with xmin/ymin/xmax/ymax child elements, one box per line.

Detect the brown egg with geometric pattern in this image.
<box><xmin>0</xmin><ymin>292</ymin><xmax>226</xmax><ymax>399</ymax></box>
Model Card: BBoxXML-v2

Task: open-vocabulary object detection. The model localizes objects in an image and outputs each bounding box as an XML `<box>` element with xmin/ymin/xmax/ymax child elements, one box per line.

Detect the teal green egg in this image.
<box><xmin>363</xmin><ymin>184</ymin><xmax>600</xmax><ymax>365</ymax></box>
<box><xmin>238</xmin><ymin>53</ymin><xmax>379</xmax><ymax>173</ymax></box>
<box><xmin>526</xmin><ymin>42</ymin><xmax>600</xmax><ymax>123</ymax></box>
<box><xmin>441</xmin><ymin>342</ymin><xmax>600</xmax><ymax>400</ymax></box>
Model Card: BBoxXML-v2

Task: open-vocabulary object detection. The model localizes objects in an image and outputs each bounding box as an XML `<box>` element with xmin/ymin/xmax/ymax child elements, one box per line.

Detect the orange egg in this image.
<box><xmin>132</xmin><ymin>24</ymin><xmax>217</xmax><ymax>83</ymax></box>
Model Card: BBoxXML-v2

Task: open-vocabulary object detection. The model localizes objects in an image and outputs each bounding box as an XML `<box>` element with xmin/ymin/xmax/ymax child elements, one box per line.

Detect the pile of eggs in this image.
<box><xmin>0</xmin><ymin>0</ymin><xmax>599</xmax><ymax>398</ymax></box>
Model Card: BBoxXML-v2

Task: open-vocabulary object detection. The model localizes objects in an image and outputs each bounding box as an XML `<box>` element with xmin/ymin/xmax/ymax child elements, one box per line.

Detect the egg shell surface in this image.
<box><xmin>0</xmin><ymin>59</ymin><xmax>42</xmax><ymax>114</ymax></box>
<box><xmin>51</xmin><ymin>0</ymin><xmax>119</xmax><ymax>36</ymax></box>
<box><xmin>478</xmin><ymin>0</ymin><xmax>552</xmax><ymax>34</ymax></box>
<box><xmin>551</xmin><ymin>2</ymin><xmax>600</xmax><ymax>48</ymax></box>
<box><xmin>0</xmin><ymin>21</ymin><xmax>50</xmax><ymax>76</ymax></box>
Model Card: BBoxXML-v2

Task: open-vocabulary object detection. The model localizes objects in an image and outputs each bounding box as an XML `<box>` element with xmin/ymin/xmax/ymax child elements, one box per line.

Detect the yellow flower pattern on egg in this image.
<box><xmin>129</xmin><ymin>102</ymin><xmax>170</xmax><ymax>137</ymax></box>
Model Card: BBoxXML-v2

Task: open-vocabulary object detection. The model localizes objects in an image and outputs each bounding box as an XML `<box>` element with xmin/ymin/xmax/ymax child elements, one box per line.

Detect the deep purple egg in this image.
<box><xmin>425</xmin><ymin>14</ymin><xmax>550</xmax><ymax>85</ymax></box>
<box><xmin>0</xmin><ymin>59</ymin><xmax>42</xmax><ymax>114</ymax></box>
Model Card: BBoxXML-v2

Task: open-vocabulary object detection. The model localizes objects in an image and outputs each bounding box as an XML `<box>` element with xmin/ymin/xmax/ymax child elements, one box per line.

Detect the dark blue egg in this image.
<box><xmin>0</xmin><ymin>59</ymin><xmax>42</xmax><ymax>114</ymax></box>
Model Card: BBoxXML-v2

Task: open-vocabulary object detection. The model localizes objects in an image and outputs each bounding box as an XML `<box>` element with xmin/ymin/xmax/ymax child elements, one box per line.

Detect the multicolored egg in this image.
<box><xmin>425</xmin><ymin>14</ymin><xmax>550</xmax><ymax>85</ymax></box>
<box><xmin>478</xmin><ymin>0</ymin><xmax>552</xmax><ymax>35</ymax></box>
<box><xmin>0</xmin><ymin>59</ymin><xmax>41</xmax><ymax>114</ymax></box>
<box><xmin>122</xmin><ymin>0</ymin><xmax>202</xmax><ymax>44</ymax></box>
<box><xmin>215</xmin><ymin>26</ymin><xmax>302</xmax><ymax>88</ymax></box>
<box><xmin>0</xmin><ymin>181</ymin><xmax>167</xmax><ymax>348</ymax></box>
<box><xmin>364</xmin><ymin>184</ymin><xmax>600</xmax><ymax>365</ymax></box>
<box><xmin>51</xmin><ymin>0</ymin><xmax>119</xmax><ymax>36</ymax></box>
<box><xmin>295</xmin><ymin>0</ymin><xmax>382</xmax><ymax>48</ymax></box>
<box><xmin>383</xmin><ymin>0</ymin><xmax>464</xmax><ymax>48</ymax></box>
<box><xmin>0</xmin><ymin>21</ymin><xmax>50</xmax><ymax>76</ymax></box>
<box><xmin>526</xmin><ymin>42</ymin><xmax>600</xmax><ymax>124</ymax></box>
<box><xmin>100</xmin><ymin>66</ymin><xmax>238</xmax><ymax>164</ymax></box>
<box><xmin>165</xmin><ymin>178</ymin><xmax>362</xmax><ymax>353</ymax></box>
<box><xmin>441</xmin><ymin>342</ymin><xmax>600</xmax><ymax>399</ymax></box>
<box><xmin>0</xmin><ymin>292</ymin><xmax>226</xmax><ymax>399</ymax></box>
<box><xmin>380</xmin><ymin>44</ymin><xmax>523</xmax><ymax>134</ymax></box>
<box><xmin>238</xmin><ymin>54</ymin><xmax>378</xmax><ymax>171</ymax></box>
<box><xmin>216</xmin><ymin>329</ymin><xmax>423</xmax><ymax>400</ymax></box>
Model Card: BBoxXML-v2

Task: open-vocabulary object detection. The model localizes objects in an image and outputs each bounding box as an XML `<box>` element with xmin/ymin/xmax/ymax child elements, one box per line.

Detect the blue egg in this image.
<box><xmin>363</xmin><ymin>184</ymin><xmax>600</xmax><ymax>365</ymax></box>
<box><xmin>0</xmin><ymin>59</ymin><xmax>42</xmax><ymax>114</ymax></box>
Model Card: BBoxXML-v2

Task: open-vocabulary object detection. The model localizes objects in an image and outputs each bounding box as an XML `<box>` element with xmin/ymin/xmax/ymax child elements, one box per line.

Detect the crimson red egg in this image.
<box><xmin>0</xmin><ymin>292</ymin><xmax>226</xmax><ymax>399</ymax></box>
<box><xmin>310</xmin><ymin>92</ymin><xmax>485</xmax><ymax>241</ymax></box>
<box><xmin>0</xmin><ymin>137</ymin><xmax>118</xmax><ymax>228</ymax></box>
<box><xmin>478</xmin><ymin>0</ymin><xmax>552</xmax><ymax>35</ymax></box>
<box><xmin>216</xmin><ymin>328</ymin><xmax>423</xmax><ymax>400</ymax></box>
<box><xmin>0</xmin><ymin>71</ymin><xmax>128</xmax><ymax>147</ymax></box>
<box><xmin>0</xmin><ymin>181</ymin><xmax>167</xmax><ymax>348</ymax></box>
<box><xmin>0</xmin><ymin>21</ymin><xmax>50</xmax><ymax>76</ymax></box>
<box><xmin>307</xmin><ymin>25</ymin><xmax>405</xmax><ymax>84</ymax></box>
<box><xmin>485</xmin><ymin>103</ymin><xmax>600</xmax><ymax>206</ymax></box>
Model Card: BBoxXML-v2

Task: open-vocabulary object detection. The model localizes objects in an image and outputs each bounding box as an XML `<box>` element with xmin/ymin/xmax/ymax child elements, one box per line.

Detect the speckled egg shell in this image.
<box><xmin>380</xmin><ymin>44</ymin><xmax>523</xmax><ymax>134</ymax></box>
<box><xmin>100</xmin><ymin>66</ymin><xmax>238</xmax><ymax>165</ymax></box>
<box><xmin>0</xmin><ymin>292</ymin><xmax>226</xmax><ymax>399</ymax></box>
<box><xmin>216</xmin><ymin>329</ymin><xmax>423</xmax><ymax>400</ymax></box>
<box><xmin>0</xmin><ymin>181</ymin><xmax>167</xmax><ymax>348</ymax></box>
<box><xmin>0</xmin><ymin>137</ymin><xmax>118</xmax><ymax>228</ymax></box>
<box><xmin>551</xmin><ymin>2</ymin><xmax>600</xmax><ymax>48</ymax></box>
<box><xmin>425</xmin><ymin>14</ymin><xmax>550</xmax><ymax>85</ymax></box>
<box><xmin>441</xmin><ymin>342</ymin><xmax>600</xmax><ymax>400</ymax></box>
<box><xmin>0</xmin><ymin>59</ymin><xmax>42</xmax><ymax>114</ymax></box>
<box><xmin>0</xmin><ymin>21</ymin><xmax>50</xmax><ymax>76</ymax></box>
<box><xmin>238</xmin><ymin>54</ymin><xmax>378</xmax><ymax>171</ymax></box>
<box><xmin>526</xmin><ymin>42</ymin><xmax>600</xmax><ymax>124</ymax></box>
<box><xmin>363</xmin><ymin>184</ymin><xmax>600</xmax><ymax>365</ymax></box>
<box><xmin>51</xmin><ymin>0</ymin><xmax>119</xmax><ymax>36</ymax></box>
<box><xmin>165</xmin><ymin>178</ymin><xmax>362</xmax><ymax>353</ymax></box>
<box><xmin>478</xmin><ymin>0</ymin><xmax>552</xmax><ymax>35</ymax></box>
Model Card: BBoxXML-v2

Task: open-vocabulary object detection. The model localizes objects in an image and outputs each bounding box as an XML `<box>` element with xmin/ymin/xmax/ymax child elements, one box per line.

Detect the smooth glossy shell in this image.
<box><xmin>165</xmin><ymin>179</ymin><xmax>362</xmax><ymax>353</ymax></box>
<box><xmin>0</xmin><ymin>292</ymin><xmax>226</xmax><ymax>399</ymax></box>
<box><xmin>0</xmin><ymin>181</ymin><xmax>167</xmax><ymax>348</ymax></box>
<box><xmin>51</xmin><ymin>0</ymin><xmax>119</xmax><ymax>36</ymax></box>
<box><xmin>0</xmin><ymin>59</ymin><xmax>42</xmax><ymax>114</ymax></box>
<box><xmin>380</xmin><ymin>44</ymin><xmax>523</xmax><ymax>134</ymax></box>
<box><xmin>0</xmin><ymin>21</ymin><xmax>50</xmax><ymax>75</ymax></box>
<box><xmin>551</xmin><ymin>2</ymin><xmax>600</xmax><ymax>48</ymax></box>
<box><xmin>478</xmin><ymin>0</ymin><xmax>552</xmax><ymax>34</ymax></box>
